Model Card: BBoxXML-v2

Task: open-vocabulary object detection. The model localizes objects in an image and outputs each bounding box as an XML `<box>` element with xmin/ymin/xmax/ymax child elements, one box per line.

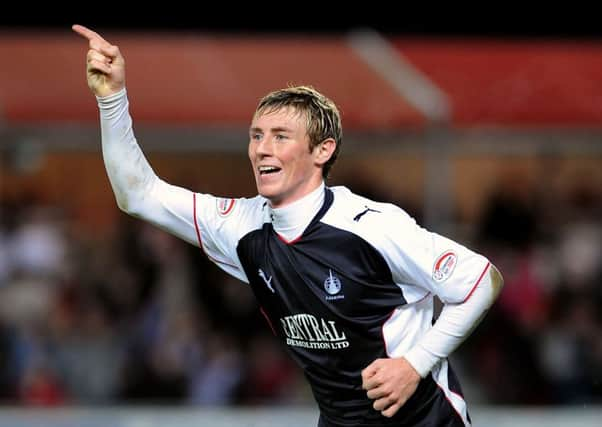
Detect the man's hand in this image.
<box><xmin>361</xmin><ymin>357</ymin><xmax>421</xmax><ymax>418</ymax></box>
<box><xmin>72</xmin><ymin>24</ymin><xmax>125</xmax><ymax>97</ymax></box>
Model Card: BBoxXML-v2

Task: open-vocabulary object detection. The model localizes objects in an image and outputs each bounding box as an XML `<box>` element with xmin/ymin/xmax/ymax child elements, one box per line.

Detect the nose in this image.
<box><xmin>255</xmin><ymin>137</ymin><xmax>273</xmax><ymax>157</ymax></box>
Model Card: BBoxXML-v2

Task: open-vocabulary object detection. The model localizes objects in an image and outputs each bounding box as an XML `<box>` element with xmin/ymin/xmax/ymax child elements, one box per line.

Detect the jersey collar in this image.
<box><xmin>269</xmin><ymin>182</ymin><xmax>330</xmax><ymax>242</ymax></box>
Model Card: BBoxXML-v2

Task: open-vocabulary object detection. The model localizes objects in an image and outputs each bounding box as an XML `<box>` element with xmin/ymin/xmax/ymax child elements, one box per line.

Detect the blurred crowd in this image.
<box><xmin>0</xmin><ymin>192</ymin><xmax>308</xmax><ymax>407</ymax></box>
<box><xmin>0</xmin><ymin>167</ymin><xmax>600</xmax><ymax>408</ymax></box>
<box><xmin>460</xmin><ymin>170</ymin><xmax>602</xmax><ymax>405</ymax></box>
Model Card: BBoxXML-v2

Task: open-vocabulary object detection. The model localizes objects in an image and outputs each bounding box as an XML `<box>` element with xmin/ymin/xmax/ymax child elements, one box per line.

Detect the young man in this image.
<box><xmin>73</xmin><ymin>24</ymin><xmax>503</xmax><ymax>426</ymax></box>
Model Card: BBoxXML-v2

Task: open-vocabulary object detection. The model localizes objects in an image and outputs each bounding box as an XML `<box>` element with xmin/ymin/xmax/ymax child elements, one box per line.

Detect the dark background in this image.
<box><xmin>2</xmin><ymin>6</ymin><xmax>602</xmax><ymax>38</ymax></box>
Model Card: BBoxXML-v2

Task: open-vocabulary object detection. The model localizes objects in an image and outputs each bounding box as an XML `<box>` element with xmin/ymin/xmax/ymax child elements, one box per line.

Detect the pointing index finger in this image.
<box><xmin>72</xmin><ymin>24</ymin><xmax>108</xmax><ymax>44</ymax></box>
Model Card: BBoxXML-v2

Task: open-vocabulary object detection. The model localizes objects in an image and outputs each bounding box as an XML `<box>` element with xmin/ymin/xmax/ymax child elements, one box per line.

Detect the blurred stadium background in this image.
<box><xmin>0</xmin><ymin>16</ymin><xmax>601</xmax><ymax>426</ymax></box>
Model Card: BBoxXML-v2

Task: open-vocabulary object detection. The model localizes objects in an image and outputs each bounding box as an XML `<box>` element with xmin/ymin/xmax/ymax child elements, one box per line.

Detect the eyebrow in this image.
<box><xmin>249</xmin><ymin>126</ymin><xmax>294</xmax><ymax>134</ymax></box>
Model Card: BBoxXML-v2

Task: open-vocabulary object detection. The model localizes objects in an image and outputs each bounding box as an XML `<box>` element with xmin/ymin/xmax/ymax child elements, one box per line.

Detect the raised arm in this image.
<box><xmin>72</xmin><ymin>25</ymin><xmax>198</xmax><ymax>245</ymax></box>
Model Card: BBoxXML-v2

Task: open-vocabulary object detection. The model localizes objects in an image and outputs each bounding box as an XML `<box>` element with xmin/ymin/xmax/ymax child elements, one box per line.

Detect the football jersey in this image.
<box><xmin>191</xmin><ymin>185</ymin><xmax>488</xmax><ymax>426</ymax></box>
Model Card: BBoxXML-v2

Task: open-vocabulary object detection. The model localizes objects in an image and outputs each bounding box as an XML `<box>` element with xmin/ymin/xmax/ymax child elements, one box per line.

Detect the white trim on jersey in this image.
<box><xmin>192</xmin><ymin>193</ymin><xmax>245</xmax><ymax>277</ymax></box>
<box><xmin>382</xmin><ymin>295</ymin><xmax>434</xmax><ymax>358</ymax></box>
<box><xmin>432</xmin><ymin>360</ymin><xmax>471</xmax><ymax>426</ymax></box>
<box><xmin>192</xmin><ymin>192</ymin><xmax>267</xmax><ymax>284</ymax></box>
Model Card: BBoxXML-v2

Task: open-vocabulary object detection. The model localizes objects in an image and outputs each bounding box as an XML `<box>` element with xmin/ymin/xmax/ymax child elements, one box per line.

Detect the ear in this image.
<box><xmin>313</xmin><ymin>138</ymin><xmax>336</xmax><ymax>167</ymax></box>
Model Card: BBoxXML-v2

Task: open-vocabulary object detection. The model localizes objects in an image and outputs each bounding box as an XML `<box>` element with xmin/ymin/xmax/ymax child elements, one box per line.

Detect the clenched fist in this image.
<box><xmin>361</xmin><ymin>357</ymin><xmax>421</xmax><ymax>418</ymax></box>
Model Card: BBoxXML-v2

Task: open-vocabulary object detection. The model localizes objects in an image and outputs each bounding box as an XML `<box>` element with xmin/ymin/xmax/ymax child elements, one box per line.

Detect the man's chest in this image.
<box><xmin>237</xmin><ymin>223</ymin><xmax>405</xmax><ymax>318</ymax></box>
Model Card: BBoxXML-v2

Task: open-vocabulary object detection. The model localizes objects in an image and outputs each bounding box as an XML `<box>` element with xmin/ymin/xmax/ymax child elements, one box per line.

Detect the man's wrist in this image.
<box><xmin>96</xmin><ymin>87</ymin><xmax>127</xmax><ymax>104</ymax></box>
<box><xmin>403</xmin><ymin>345</ymin><xmax>440</xmax><ymax>378</ymax></box>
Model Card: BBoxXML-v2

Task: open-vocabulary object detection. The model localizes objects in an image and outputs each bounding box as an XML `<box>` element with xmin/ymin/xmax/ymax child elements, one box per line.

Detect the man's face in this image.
<box><xmin>248</xmin><ymin>107</ymin><xmax>323</xmax><ymax>208</ymax></box>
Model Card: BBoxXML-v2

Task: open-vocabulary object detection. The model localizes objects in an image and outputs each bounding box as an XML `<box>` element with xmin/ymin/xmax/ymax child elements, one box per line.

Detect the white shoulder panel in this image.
<box><xmin>322</xmin><ymin>187</ymin><xmax>489</xmax><ymax>303</ymax></box>
<box><xmin>192</xmin><ymin>192</ymin><xmax>267</xmax><ymax>283</ymax></box>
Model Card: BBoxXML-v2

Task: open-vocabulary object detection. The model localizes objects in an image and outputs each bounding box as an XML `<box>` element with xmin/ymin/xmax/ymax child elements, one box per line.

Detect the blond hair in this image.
<box><xmin>254</xmin><ymin>85</ymin><xmax>342</xmax><ymax>179</ymax></box>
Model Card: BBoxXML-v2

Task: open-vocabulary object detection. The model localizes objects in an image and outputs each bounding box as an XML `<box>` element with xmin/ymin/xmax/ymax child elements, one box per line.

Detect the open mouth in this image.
<box><xmin>259</xmin><ymin>166</ymin><xmax>282</xmax><ymax>175</ymax></box>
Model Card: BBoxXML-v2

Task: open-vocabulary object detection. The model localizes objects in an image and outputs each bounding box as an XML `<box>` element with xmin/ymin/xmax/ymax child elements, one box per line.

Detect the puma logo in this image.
<box><xmin>353</xmin><ymin>206</ymin><xmax>381</xmax><ymax>222</ymax></box>
<box><xmin>258</xmin><ymin>268</ymin><xmax>275</xmax><ymax>293</ymax></box>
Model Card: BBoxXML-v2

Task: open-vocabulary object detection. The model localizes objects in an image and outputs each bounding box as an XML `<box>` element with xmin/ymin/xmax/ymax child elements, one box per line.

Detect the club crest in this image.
<box><xmin>432</xmin><ymin>251</ymin><xmax>457</xmax><ymax>282</ymax></box>
<box><xmin>216</xmin><ymin>198</ymin><xmax>236</xmax><ymax>217</ymax></box>
<box><xmin>324</xmin><ymin>270</ymin><xmax>342</xmax><ymax>295</ymax></box>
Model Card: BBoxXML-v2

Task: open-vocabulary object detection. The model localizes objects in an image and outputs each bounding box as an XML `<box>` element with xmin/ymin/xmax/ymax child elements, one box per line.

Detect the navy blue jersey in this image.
<box><xmin>151</xmin><ymin>183</ymin><xmax>488</xmax><ymax>425</ymax></box>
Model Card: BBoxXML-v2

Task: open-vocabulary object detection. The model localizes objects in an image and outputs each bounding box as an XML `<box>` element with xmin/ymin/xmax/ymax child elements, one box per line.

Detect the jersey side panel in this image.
<box><xmin>193</xmin><ymin>192</ymin><xmax>266</xmax><ymax>283</ymax></box>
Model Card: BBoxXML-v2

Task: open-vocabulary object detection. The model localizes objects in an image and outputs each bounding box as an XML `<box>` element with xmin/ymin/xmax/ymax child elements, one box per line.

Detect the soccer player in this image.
<box><xmin>73</xmin><ymin>24</ymin><xmax>504</xmax><ymax>426</ymax></box>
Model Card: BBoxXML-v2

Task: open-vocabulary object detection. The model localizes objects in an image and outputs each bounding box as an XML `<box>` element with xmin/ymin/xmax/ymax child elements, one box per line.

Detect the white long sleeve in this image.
<box><xmin>96</xmin><ymin>88</ymin><xmax>200</xmax><ymax>246</ymax></box>
<box><xmin>97</xmin><ymin>88</ymin><xmax>157</xmax><ymax>214</ymax></box>
<box><xmin>403</xmin><ymin>264</ymin><xmax>504</xmax><ymax>377</ymax></box>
